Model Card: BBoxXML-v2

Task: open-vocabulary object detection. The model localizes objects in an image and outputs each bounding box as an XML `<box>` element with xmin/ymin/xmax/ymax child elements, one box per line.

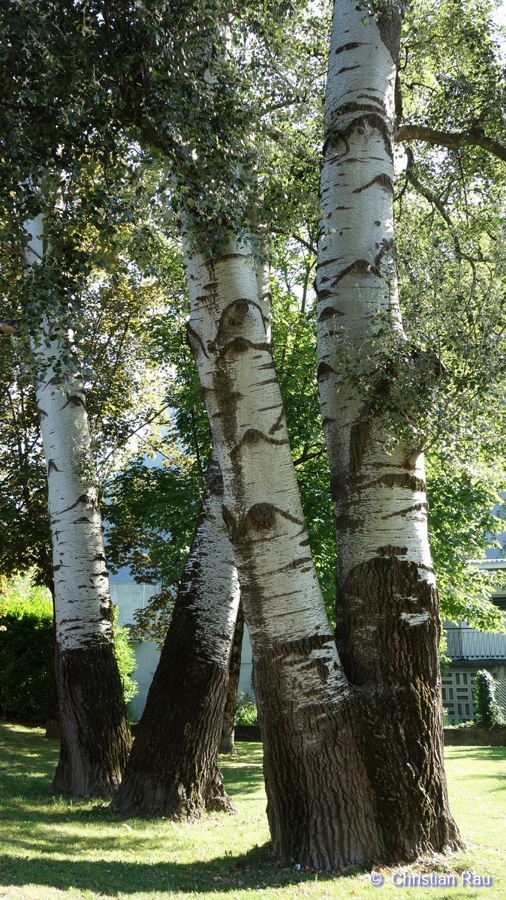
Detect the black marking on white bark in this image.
<box><xmin>60</xmin><ymin>493</ymin><xmax>97</xmax><ymax>514</ymax></box>
<box><xmin>217</xmin><ymin>337</ymin><xmax>269</xmax><ymax>357</ymax></box>
<box><xmin>325</xmin><ymin>113</ymin><xmax>393</xmax><ymax>158</ymax></box>
<box><xmin>72</xmin><ymin>516</ymin><xmax>92</xmax><ymax>524</ymax></box>
<box><xmin>328</xmin><ymin>101</ymin><xmax>386</xmax><ymax>121</ymax></box>
<box><xmin>314</xmin><ymin>288</ymin><xmax>335</xmax><ymax>301</ymax></box>
<box><xmin>61</xmin><ymin>394</ymin><xmax>86</xmax><ymax>410</ymax></box>
<box><xmin>36</xmin><ymin>404</ymin><xmax>48</xmax><ymax>418</ymax></box>
<box><xmin>201</xmin><ymin>386</ymin><xmax>244</xmax><ymax>400</ymax></box>
<box><xmin>357</xmin><ymin>94</ymin><xmax>387</xmax><ymax>112</ymax></box>
<box><xmin>209</xmin><ymin>298</ymin><xmax>267</xmax><ymax>349</ymax></box>
<box><xmin>381</xmin><ymin>502</ymin><xmax>429</xmax><ymax>520</ymax></box>
<box><xmin>208</xmin><ymin>299</ymin><xmax>251</xmax><ymax>351</ymax></box>
<box><xmin>230</xmin><ymin>429</ymin><xmax>289</xmax><ymax>457</ymax></box>
<box><xmin>269</xmin><ymin>556</ymin><xmax>313</xmax><ymax>574</ymax></box>
<box><xmin>370</xmin><ymin>472</ymin><xmax>426</xmax><ymax>492</ymax></box>
<box><xmin>337</xmin><ymin>65</ymin><xmax>360</xmax><ymax>74</ymax></box>
<box><xmin>317</xmin><ymin>362</ymin><xmax>337</xmax><ymax>381</ymax></box>
<box><xmin>331</xmin><ymin>259</ymin><xmax>379</xmax><ymax>288</ymax></box>
<box><xmin>376</xmin><ymin>545</ymin><xmax>408</xmax><ymax>557</ymax></box>
<box><xmin>268</xmin><ymin>403</ymin><xmax>286</xmax><ymax>435</ymax></box>
<box><xmin>335</xmin><ymin>41</ymin><xmax>366</xmax><ymax>54</ymax></box>
<box><xmin>353</xmin><ymin>173</ymin><xmax>393</xmax><ymax>195</ymax></box>
<box><xmin>245</xmin><ymin>503</ymin><xmax>277</xmax><ymax>532</ymax></box>
<box><xmin>186</xmin><ymin>323</ymin><xmax>209</xmax><ymax>359</ymax></box>
<box><xmin>273</xmin><ymin>632</ymin><xmax>335</xmax><ymax>658</ymax></box>
<box><xmin>318</xmin><ymin>306</ymin><xmax>345</xmax><ymax>322</ymax></box>
<box><xmin>208</xmin><ymin>251</ymin><xmax>248</xmax><ymax>265</ymax></box>
<box><xmin>48</xmin><ymin>459</ymin><xmax>60</xmax><ymax>474</ymax></box>
<box><xmin>350</xmin><ymin>415</ymin><xmax>373</xmax><ymax>475</ymax></box>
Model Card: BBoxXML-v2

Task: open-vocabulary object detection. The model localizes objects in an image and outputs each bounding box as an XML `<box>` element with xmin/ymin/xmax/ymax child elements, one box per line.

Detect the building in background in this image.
<box><xmin>443</xmin><ymin>556</ymin><xmax>506</xmax><ymax>723</ymax></box>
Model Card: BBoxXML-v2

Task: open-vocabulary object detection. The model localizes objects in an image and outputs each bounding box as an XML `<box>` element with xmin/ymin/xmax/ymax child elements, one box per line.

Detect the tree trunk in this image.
<box><xmin>45</xmin><ymin>592</ymin><xmax>60</xmax><ymax>739</ymax></box>
<box><xmin>315</xmin><ymin>0</ymin><xmax>462</xmax><ymax>857</ymax></box>
<box><xmin>27</xmin><ymin>218</ymin><xmax>131</xmax><ymax>796</ymax></box>
<box><xmin>219</xmin><ymin>600</ymin><xmax>244</xmax><ymax>755</ymax></box>
<box><xmin>113</xmin><ymin>450</ymin><xmax>239</xmax><ymax>818</ymax></box>
<box><xmin>184</xmin><ymin>235</ymin><xmax>385</xmax><ymax>868</ymax></box>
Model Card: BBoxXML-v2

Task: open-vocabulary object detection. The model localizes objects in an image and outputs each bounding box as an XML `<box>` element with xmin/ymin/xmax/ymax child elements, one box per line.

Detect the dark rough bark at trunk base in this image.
<box><xmin>336</xmin><ymin>555</ymin><xmax>463</xmax><ymax>859</ymax></box>
<box><xmin>45</xmin><ymin>616</ymin><xmax>60</xmax><ymax>739</ymax></box>
<box><xmin>112</xmin><ymin>604</ymin><xmax>235</xmax><ymax>819</ymax></box>
<box><xmin>51</xmin><ymin>642</ymin><xmax>132</xmax><ymax>797</ymax></box>
<box><xmin>220</xmin><ymin>601</ymin><xmax>244</xmax><ymax>755</ymax></box>
<box><xmin>253</xmin><ymin>636</ymin><xmax>386</xmax><ymax>870</ymax></box>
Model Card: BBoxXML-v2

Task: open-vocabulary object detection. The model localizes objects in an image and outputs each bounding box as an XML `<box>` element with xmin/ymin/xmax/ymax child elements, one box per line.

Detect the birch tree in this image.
<box><xmin>112</xmin><ymin>450</ymin><xmax>239</xmax><ymax>817</ymax></box>
<box><xmin>25</xmin><ymin>217</ymin><xmax>131</xmax><ymax>796</ymax></box>
<box><xmin>183</xmin><ymin>228</ymin><xmax>393</xmax><ymax>867</ymax></box>
<box><xmin>315</xmin><ymin>0</ymin><xmax>462</xmax><ymax>856</ymax></box>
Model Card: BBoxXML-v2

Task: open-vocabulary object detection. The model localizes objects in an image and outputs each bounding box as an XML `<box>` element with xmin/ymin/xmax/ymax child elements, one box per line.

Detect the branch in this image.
<box><xmin>270</xmin><ymin>228</ymin><xmax>317</xmax><ymax>255</ymax></box>
<box><xmin>405</xmin><ymin>170</ymin><xmax>478</xmax><ymax>271</ymax></box>
<box><xmin>0</xmin><ymin>318</ymin><xmax>18</xmax><ymax>335</ymax></box>
<box><xmin>395</xmin><ymin>124</ymin><xmax>506</xmax><ymax>163</ymax></box>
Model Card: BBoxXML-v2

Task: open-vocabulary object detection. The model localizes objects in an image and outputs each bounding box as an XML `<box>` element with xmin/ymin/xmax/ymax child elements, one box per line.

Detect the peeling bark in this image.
<box><xmin>315</xmin><ymin>0</ymin><xmax>462</xmax><ymax>857</ymax></box>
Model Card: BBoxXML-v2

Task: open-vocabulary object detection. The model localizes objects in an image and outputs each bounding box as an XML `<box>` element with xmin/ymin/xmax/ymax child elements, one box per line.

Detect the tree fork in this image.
<box><xmin>184</xmin><ymin>236</ymin><xmax>386</xmax><ymax>867</ymax></box>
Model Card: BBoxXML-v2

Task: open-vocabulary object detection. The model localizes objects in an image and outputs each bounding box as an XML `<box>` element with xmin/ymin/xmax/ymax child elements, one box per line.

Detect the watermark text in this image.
<box><xmin>370</xmin><ymin>871</ymin><xmax>493</xmax><ymax>888</ymax></box>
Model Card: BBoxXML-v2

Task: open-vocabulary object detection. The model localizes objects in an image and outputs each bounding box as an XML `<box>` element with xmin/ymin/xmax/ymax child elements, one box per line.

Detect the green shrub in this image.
<box><xmin>112</xmin><ymin>609</ymin><xmax>138</xmax><ymax>705</ymax></box>
<box><xmin>0</xmin><ymin>572</ymin><xmax>138</xmax><ymax>722</ymax></box>
<box><xmin>473</xmin><ymin>669</ymin><xmax>506</xmax><ymax>728</ymax></box>
<box><xmin>234</xmin><ymin>692</ymin><xmax>258</xmax><ymax>726</ymax></box>
<box><xmin>0</xmin><ymin>574</ymin><xmax>53</xmax><ymax>723</ymax></box>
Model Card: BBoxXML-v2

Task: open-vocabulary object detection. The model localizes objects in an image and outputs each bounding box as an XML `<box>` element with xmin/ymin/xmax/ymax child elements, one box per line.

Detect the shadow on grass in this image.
<box><xmin>0</xmin><ymin>843</ymin><xmax>361</xmax><ymax>895</ymax></box>
<box><xmin>2</xmin><ymin>725</ymin><xmax>328</xmax><ymax>895</ymax></box>
<box><xmin>445</xmin><ymin>746</ymin><xmax>506</xmax><ymax>761</ymax></box>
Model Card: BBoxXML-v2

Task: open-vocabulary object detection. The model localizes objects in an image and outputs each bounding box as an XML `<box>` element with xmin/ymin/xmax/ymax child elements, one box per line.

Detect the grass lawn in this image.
<box><xmin>0</xmin><ymin>722</ymin><xmax>505</xmax><ymax>900</ymax></box>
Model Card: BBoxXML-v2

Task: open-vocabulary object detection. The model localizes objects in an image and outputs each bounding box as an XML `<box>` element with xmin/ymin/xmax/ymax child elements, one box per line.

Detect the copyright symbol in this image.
<box><xmin>370</xmin><ymin>872</ymin><xmax>385</xmax><ymax>887</ymax></box>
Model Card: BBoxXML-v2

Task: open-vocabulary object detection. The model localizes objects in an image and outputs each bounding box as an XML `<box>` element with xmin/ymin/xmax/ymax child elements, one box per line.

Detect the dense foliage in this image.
<box><xmin>1</xmin><ymin>0</ymin><xmax>506</xmax><ymax>646</ymax></box>
<box><xmin>0</xmin><ymin>573</ymin><xmax>138</xmax><ymax>719</ymax></box>
<box><xmin>0</xmin><ymin>574</ymin><xmax>52</xmax><ymax>722</ymax></box>
<box><xmin>473</xmin><ymin>669</ymin><xmax>506</xmax><ymax>728</ymax></box>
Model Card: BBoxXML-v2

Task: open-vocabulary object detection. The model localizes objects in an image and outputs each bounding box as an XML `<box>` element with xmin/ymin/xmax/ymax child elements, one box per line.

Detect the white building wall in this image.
<box><xmin>109</xmin><ymin>580</ymin><xmax>161</xmax><ymax>721</ymax></box>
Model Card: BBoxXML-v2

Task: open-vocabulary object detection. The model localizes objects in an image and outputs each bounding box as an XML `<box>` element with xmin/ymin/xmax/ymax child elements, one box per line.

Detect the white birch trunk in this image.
<box><xmin>34</xmin><ymin>336</ymin><xmax>114</xmax><ymax>651</ymax></box>
<box><xmin>315</xmin><ymin>0</ymin><xmax>461</xmax><ymax>856</ymax></box>
<box><xmin>25</xmin><ymin>217</ymin><xmax>131</xmax><ymax>797</ymax></box>
<box><xmin>184</xmin><ymin>233</ymin><xmax>384</xmax><ymax>867</ymax></box>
